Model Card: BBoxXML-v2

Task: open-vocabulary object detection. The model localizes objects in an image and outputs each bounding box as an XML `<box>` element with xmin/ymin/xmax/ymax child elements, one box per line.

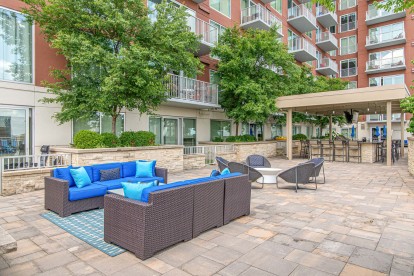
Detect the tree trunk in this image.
<box><xmin>235</xmin><ymin>122</ymin><xmax>239</xmax><ymax>136</ymax></box>
<box><xmin>111</xmin><ymin>115</ymin><xmax>117</xmax><ymax>135</ymax></box>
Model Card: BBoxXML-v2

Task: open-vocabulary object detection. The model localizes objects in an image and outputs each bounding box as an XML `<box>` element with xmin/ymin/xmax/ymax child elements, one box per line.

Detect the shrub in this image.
<box><xmin>73</xmin><ymin>130</ymin><xmax>102</xmax><ymax>149</ymax></box>
<box><xmin>212</xmin><ymin>137</ymin><xmax>224</xmax><ymax>142</ymax></box>
<box><xmin>120</xmin><ymin>131</ymin><xmax>155</xmax><ymax>147</ymax></box>
<box><xmin>292</xmin><ymin>134</ymin><xmax>307</xmax><ymax>140</ymax></box>
<box><xmin>101</xmin><ymin>133</ymin><xmax>120</xmax><ymax>148</ymax></box>
<box><xmin>225</xmin><ymin>135</ymin><xmax>257</xmax><ymax>142</ymax></box>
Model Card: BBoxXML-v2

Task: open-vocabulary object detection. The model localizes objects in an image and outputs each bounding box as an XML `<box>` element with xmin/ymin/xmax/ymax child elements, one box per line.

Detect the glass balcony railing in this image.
<box><xmin>288</xmin><ymin>4</ymin><xmax>317</xmax><ymax>27</ymax></box>
<box><xmin>166</xmin><ymin>74</ymin><xmax>219</xmax><ymax>105</ymax></box>
<box><xmin>366</xmin><ymin>6</ymin><xmax>399</xmax><ymax>20</ymax></box>
<box><xmin>366</xmin><ymin>29</ymin><xmax>405</xmax><ymax>46</ymax></box>
<box><xmin>188</xmin><ymin>16</ymin><xmax>218</xmax><ymax>46</ymax></box>
<box><xmin>317</xmin><ymin>58</ymin><xmax>338</xmax><ymax>71</ymax></box>
<box><xmin>366</xmin><ymin>57</ymin><xmax>405</xmax><ymax>71</ymax></box>
<box><xmin>241</xmin><ymin>4</ymin><xmax>282</xmax><ymax>32</ymax></box>
<box><xmin>316</xmin><ymin>31</ymin><xmax>338</xmax><ymax>45</ymax></box>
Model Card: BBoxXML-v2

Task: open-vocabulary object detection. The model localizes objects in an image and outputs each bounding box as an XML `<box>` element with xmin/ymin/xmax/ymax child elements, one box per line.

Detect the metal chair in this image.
<box><xmin>309</xmin><ymin>140</ymin><xmax>322</xmax><ymax>159</ymax></box>
<box><xmin>245</xmin><ymin>154</ymin><xmax>271</xmax><ymax>168</ymax></box>
<box><xmin>40</xmin><ymin>145</ymin><xmax>50</xmax><ymax>167</ymax></box>
<box><xmin>228</xmin><ymin>161</ymin><xmax>264</xmax><ymax>189</ymax></box>
<box><xmin>215</xmin><ymin>156</ymin><xmax>229</xmax><ymax>172</ymax></box>
<box><xmin>276</xmin><ymin>163</ymin><xmax>316</xmax><ymax>193</ymax></box>
<box><xmin>304</xmin><ymin>158</ymin><xmax>325</xmax><ymax>184</ymax></box>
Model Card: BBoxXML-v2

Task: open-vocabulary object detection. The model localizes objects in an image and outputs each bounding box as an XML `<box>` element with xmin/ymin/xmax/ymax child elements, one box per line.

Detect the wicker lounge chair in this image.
<box><xmin>245</xmin><ymin>154</ymin><xmax>271</xmax><ymax>168</ymax></box>
<box><xmin>304</xmin><ymin>158</ymin><xmax>325</xmax><ymax>184</ymax></box>
<box><xmin>276</xmin><ymin>163</ymin><xmax>316</xmax><ymax>192</ymax></box>
<box><xmin>228</xmin><ymin>161</ymin><xmax>264</xmax><ymax>189</ymax></box>
<box><xmin>216</xmin><ymin>156</ymin><xmax>229</xmax><ymax>172</ymax></box>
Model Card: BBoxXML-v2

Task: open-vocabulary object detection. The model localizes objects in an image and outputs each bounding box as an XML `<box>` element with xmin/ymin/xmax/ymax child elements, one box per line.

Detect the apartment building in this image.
<box><xmin>0</xmin><ymin>0</ymin><xmax>412</xmax><ymax>157</ymax></box>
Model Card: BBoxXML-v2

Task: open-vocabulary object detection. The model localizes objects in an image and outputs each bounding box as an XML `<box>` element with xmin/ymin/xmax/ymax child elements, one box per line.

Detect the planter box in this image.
<box><xmin>51</xmin><ymin>145</ymin><xmax>184</xmax><ymax>172</ymax></box>
<box><xmin>408</xmin><ymin>137</ymin><xmax>414</xmax><ymax>176</ymax></box>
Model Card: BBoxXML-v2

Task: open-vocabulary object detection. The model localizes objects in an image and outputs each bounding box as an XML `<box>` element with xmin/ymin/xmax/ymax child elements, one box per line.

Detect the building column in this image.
<box><xmin>286</xmin><ymin>108</ymin><xmax>293</xmax><ymax>160</ymax></box>
<box><xmin>386</xmin><ymin>101</ymin><xmax>392</xmax><ymax>166</ymax></box>
<box><xmin>329</xmin><ymin>115</ymin><xmax>333</xmax><ymax>142</ymax></box>
<box><xmin>401</xmin><ymin>112</ymin><xmax>405</xmax><ymax>157</ymax></box>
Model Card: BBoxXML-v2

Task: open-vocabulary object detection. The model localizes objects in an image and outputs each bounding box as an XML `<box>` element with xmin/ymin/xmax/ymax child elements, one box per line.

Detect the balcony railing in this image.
<box><xmin>189</xmin><ymin>16</ymin><xmax>218</xmax><ymax>46</ymax></box>
<box><xmin>340</xmin><ymin>67</ymin><xmax>357</xmax><ymax>77</ymax></box>
<box><xmin>316</xmin><ymin>58</ymin><xmax>338</xmax><ymax>74</ymax></box>
<box><xmin>340</xmin><ymin>20</ymin><xmax>357</xmax><ymax>33</ymax></box>
<box><xmin>316</xmin><ymin>6</ymin><xmax>338</xmax><ymax>27</ymax></box>
<box><xmin>288</xmin><ymin>4</ymin><xmax>317</xmax><ymax>33</ymax></box>
<box><xmin>366</xmin><ymin>6</ymin><xmax>406</xmax><ymax>25</ymax></box>
<box><xmin>367</xmin><ymin>7</ymin><xmax>399</xmax><ymax>20</ymax></box>
<box><xmin>241</xmin><ymin>4</ymin><xmax>283</xmax><ymax>34</ymax></box>
<box><xmin>166</xmin><ymin>74</ymin><xmax>219</xmax><ymax>106</ymax></box>
<box><xmin>366</xmin><ymin>29</ymin><xmax>405</xmax><ymax>47</ymax></box>
<box><xmin>316</xmin><ymin>31</ymin><xmax>338</xmax><ymax>48</ymax></box>
<box><xmin>366</xmin><ymin>57</ymin><xmax>405</xmax><ymax>72</ymax></box>
<box><xmin>1</xmin><ymin>154</ymin><xmax>71</xmax><ymax>172</ymax></box>
<box><xmin>288</xmin><ymin>37</ymin><xmax>317</xmax><ymax>62</ymax></box>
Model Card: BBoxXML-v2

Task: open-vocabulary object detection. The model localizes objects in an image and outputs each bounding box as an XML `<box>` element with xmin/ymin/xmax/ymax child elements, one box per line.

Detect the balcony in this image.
<box><xmin>366</xmin><ymin>57</ymin><xmax>406</xmax><ymax>74</ymax></box>
<box><xmin>191</xmin><ymin>0</ymin><xmax>205</xmax><ymax>3</ymax></box>
<box><xmin>189</xmin><ymin>16</ymin><xmax>218</xmax><ymax>56</ymax></box>
<box><xmin>340</xmin><ymin>67</ymin><xmax>357</xmax><ymax>78</ymax></box>
<box><xmin>316</xmin><ymin>31</ymin><xmax>338</xmax><ymax>52</ymax></box>
<box><xmin>366</xmin><ymin>7</ymin><xmax>406</xmax><ymax>25</ymax></box>
<box><xmin>316</xmin><ymin>6</ymin><xmax>338</xmax><ymax>28</ymax></box>
<box><xmin>288</xmin><ymin>37</ymin><xmax>317</xmax><ymax>62</ymax></box>
<box><xmin>365</xmin><ymin>30</ymin><xmax>406</xmax><ymax>50</ymax></box>
<box><xmin>287</xmin><ymin>4</ymin><xmax>317</xmax><ymax>33</ymax></box>
<box><xmin>316</xmin><ymin>58</ymin><xmax>338</xmax><ymax>76</ymax></box>
<box><xmin>165</xmin><ymin>74</ymin><xmax>220</xmax><ymax>108</ymax></box>
<box><xmin>240</xmin><ymin>5</ymin><xmax>283</xmax><ymax>37</ymax></box>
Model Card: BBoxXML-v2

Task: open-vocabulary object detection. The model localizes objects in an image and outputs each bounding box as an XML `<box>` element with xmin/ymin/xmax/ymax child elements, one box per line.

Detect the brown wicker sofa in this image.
<box><xmin>104</xmin><ymin>173</ymin><xmax>250</xmax><ymax>260</ymax></box>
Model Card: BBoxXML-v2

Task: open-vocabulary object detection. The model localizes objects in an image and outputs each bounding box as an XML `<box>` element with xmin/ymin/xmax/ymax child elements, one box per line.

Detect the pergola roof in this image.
<box><xmin>276</xmin><ymin>84</ymin><xmax>410</xmax><ymax>116</ymax></box>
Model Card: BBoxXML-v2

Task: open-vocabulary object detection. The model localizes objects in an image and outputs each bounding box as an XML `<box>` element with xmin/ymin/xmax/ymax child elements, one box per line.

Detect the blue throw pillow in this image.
<box><xmin>136</xmin><ymin>160</ymin><xmax>156</xmax><ymax>178</ymax></box>
<box><xmin>122</xmin><ymin>181</ymin><xmax>155</xmax><ymax>201</ymax></box>
<box><xmin>70</xmin><ymin>167</ymin><xmax>92</xmax><ymax>188</ymax></box>
<box><xmin>221</xmin><ymin>168</ymin><xmax>231</xmax><ymax>175</ymax></box>
<box><xmin>210</xmin><ymin>170</ymin><xmax>220</xmax><ymax>177</ymax></box>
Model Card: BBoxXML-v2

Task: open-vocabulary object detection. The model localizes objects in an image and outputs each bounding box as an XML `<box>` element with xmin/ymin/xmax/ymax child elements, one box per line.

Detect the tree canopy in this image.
<box><xmin>22</xmin><ymin>0</ymin><xmax>202</xmax><ymax>134</ymax></box>
<box><xmin>313</xmin><ymin>0</ymin><xmax>414</xmax><ymax>13</ymax></box>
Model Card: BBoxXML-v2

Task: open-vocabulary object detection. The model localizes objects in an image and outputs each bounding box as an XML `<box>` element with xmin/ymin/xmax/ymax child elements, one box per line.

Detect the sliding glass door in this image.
<box><xmin>150</xmin><ymin>116</ymin><xmax>196</xmax><ymax>145</ymax></box>
<box><xmin>163</xmin><ymin>118</ymin><xmax>179</xmax><ymax>145</ymax></box>
<box><xmin>0</xmin><ymin>106</ymin><xmax>31</xmax><ymax>156</ymax></box>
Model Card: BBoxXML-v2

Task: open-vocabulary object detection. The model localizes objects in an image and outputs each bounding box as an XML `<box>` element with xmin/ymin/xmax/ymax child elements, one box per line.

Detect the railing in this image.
<box><xmin>316</xmin><ymin>31</ymin><xmax>338</xmax><ymax>45</ymax></box>
<box><xmin>340</xmin><ymin>20</ymin><xmax>357</xmax><ymax>32</ymax></box>
<box><xmin>288</xmin><ymin>4</ymin><xmax>317</xmax><ymax>26</ymax></box>
<box><xmin>184</xmin><ymin>144</ymin><xmax>235</xmax><ymax>164</ymax></box>
<box><xmin>366</xmin><ymin>57</ymin><xmax>405</xmax><ymax>71</ymax></box>
<box><xmin>317</xmin><ymin>58</ymin><xmax>338</xmax><ymax>72</ymax></box>
<box><xmin>366</xmin><ymin>29</ymin><xmax>405</xmax><ymax>46</ymax></box>
<box><xmin>366</xmin><ymin>6</ymin><xmax>400</xmax><ymax>20</ymax></box>
<box><xmin>166</xmin><ymin>74</ymin><xmax>219</xmax><ymax>105</ymax></box>
<box><xmin>288</xmin><ymin>37</ymin><xmax>317</xmax><ymax>57</ymax></box>
<box><xmin>241</xmin><ymin>4</ymin><xmax>282</xmax><ymax>30</ymax></box>
<box><xmin>316</xmin><ymin>5</ymin><xmax>337</xmax><ymax>19</ymax></box>
<box><xmin>188</xmin><ymin>16</ymin><xmax>218</xmax><ymax>45</ymax></box>
<box><xmin>340</xmin><ymin>67</ymin><xmax>357</xmax><ymax>77</ymax></box>
<box><xmin>0</xmin><ymin>154</ymin><xmax>71</xmax><ymax>172</ymax></box>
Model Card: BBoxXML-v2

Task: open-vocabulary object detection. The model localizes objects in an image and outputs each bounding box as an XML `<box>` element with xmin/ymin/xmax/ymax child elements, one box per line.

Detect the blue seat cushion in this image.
<box><xmin>214</xmin><ymin>172</ymin><xmax>242</xmax><ymax>179</ymax></box>
<box><xmin>68</xmin><ymin>184</ymin><xmax>107</xmax><ymax>201</ymax></box>
<box><xmin>122</xmin><ymin>161</ymin><xmax>136</xmax><ymax>177</ymax></box>
<box><xmin>94</xmin><ymin>179</ymin><xmax>125</xmax><ymax>190</ymax></box>
<box><xmin>91</xmin><ymin>163</ymin><xmax>123</xmax><ymax>182</ymax></box>
<box><xmin>141</xmin><ymin>176</ymin><xmax>215</xmax><ymax>203</ymax></box>
<box><xmin>54</xmin><ymin>166</ymin><xmax>93</xmax><ymax>187</ymax></box>
<box><xmin>124</xmin><ymin>176</ymin><xmax>164</xmax><ymax>183</ymax></box>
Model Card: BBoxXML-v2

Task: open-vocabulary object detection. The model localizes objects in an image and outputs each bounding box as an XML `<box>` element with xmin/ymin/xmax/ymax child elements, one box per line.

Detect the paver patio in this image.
<box><xmin>1</xmin><ymin>158</ymin><xmax>414</xmax><ymax>276</ymax></box>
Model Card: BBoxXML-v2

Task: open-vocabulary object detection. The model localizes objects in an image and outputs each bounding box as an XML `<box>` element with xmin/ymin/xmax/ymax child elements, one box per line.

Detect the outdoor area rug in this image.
<box><xmin>41</xmin><ymin>209</ymin><xmax>125</xmax><ymax>256</ymax></box>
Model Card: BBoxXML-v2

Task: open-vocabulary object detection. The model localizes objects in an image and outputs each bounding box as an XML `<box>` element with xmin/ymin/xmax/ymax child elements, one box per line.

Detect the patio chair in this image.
<box><xmin>276</xmin><ymin>163</ymin><xmax>316</xmax><ymax>193</ymax></box>
<box><xmin>216</xmin><ymin>156</ymin><xmax>229</xmax><ymax>172</ymax></box>
<box><xmin>228</xmin><ymin>161</ymin><xmax>264</xmax><ymax>189</ymax></box>
<box><xmin>304</xmin><ymin>158</ymin><xmax>325</xmax><ymax>184</ymax></box>
<box><xmin>245</xmin><ymin>154</ymin><xmax>271</xmax><ymax>168</ymax></box>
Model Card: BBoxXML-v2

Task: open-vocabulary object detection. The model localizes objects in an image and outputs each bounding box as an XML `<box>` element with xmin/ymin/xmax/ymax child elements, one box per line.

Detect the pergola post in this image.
<box><xmin>329</xmin><ymin>115</ymin><xmax>333</xmax><ymax>142</ymax></box>
<box><xmin>386</xmin><ymin>101</ymin><xmax>392</xmax><ymax>166</ymax></box>
<box><xmin>401</xmin><ymin>111</ymin><xmax>404</xmax><ymax>157</ymax></box>
<box><xmin>286</xmin><ymin>108</ymin><xmax>293</xmax><ymax>160</ymax></box>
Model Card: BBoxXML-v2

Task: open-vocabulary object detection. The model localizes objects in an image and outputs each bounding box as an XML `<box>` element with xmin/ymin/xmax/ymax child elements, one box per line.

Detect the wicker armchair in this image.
<box><xmin>304</xmin><ymin>158</ymin><xmax>325</xmax><ymax>184</ymax></box>
<box><xmin>228</xmin><ymin>161</ymin><xmax>264</xmax><ymax>189</ymax></box>
<box><xmin>245</xmin><ymin>154</ymin><xmax>271</xmax><ymax>168</ymax></box>
<box><xmin>216</xmin><ymin>156</ymin><xmax>229</xmax><ymax>172</ymax></box>
<box><xmin>276</xmin><ymin>163</ymin><xmax>316</xmax><ymax>192</ymax></box>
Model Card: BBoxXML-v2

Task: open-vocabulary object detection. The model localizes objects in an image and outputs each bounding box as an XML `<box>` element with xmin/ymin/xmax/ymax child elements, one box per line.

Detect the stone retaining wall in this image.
<box><xmin>408</xmin><ymin>137</ymin><xmax>414</xmax><ymax>175</ymax></box>
<box><xmin>51</xmin><ymin>145</ymin><xmax>184</xmax><ymax>172</ymax></box>
<box><xmin>183</xmin><ymin>154</ymin><xmax>205</xmax><ymax>170</ymax></box>
<box><xmin>1</xmin><ymin>168</ymin><xmax>52</xmax><ymax>196</ymax></box>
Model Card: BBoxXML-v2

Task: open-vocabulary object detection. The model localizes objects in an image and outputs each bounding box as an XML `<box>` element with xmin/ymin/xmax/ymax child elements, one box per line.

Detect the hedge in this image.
<box><xmin>225</xmin><ymin>135</ymin><xmax>257</xmax><ymax>142</ymax></box>
<box><xmin>73</xmin><ymin>130</ymin><xmax>103</xmax><ymax>149</ymax></box>
<box><xmin>292</xmin><ymin>134</ymin><xmax>307</xmax><ymax>140</ymax></box>
<box><xmin>120</xmin><ymin>131</ymin><xmax>156</xmax><ymax>147</ymax></box>
<box><xmin>101</xmin><ymin>133</ymin><xmax>120</xmax><ymax>148</ymax></box>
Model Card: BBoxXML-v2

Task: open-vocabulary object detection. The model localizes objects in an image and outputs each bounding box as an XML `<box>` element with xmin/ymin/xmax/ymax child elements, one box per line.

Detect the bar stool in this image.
<box><xmin>333</xmin><ymin>140</ymin><xmax>347</xmax><ymax>162</ymax></box>
<box><xmin>320</xmin><ymin>140</ymin><xmax>334</xmax><ymax>162</ymax></box>
<box><xmin>347</xmin><ymin>141</ymin><xmax>361</xmax><ymax>163</ymax></box>
<box><xmin>309</xmin><ymin>140</ymin><xmax>322</xmax><ymax>159</ymax></box>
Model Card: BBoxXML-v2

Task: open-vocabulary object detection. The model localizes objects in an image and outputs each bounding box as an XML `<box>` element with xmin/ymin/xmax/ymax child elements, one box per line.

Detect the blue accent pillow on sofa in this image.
<box><xmin>122</xmin><ymin>161</ymin><xmax>136</xmax><ymax>177</ymax></box>
<box><xmin>221</xmin><ymin>168</ymin><xmax>230</xmax><ymax>175</ymax></box>
<box><xmin>210</xmin><ymin>170</ymin><xmax>220</xmax><ymax>177</ymax></box>
<box><xmin>122</xmin><ymin>181</ymin><xmax>155</xmax><ymax>200</ymax></box>
<box><xmin>54</xmin><ymin>167</ymin><xmax>75</xmax><ymax>187</ymax></box>
<box><xmin>136</xmin><ymin>160</ymin><xmax>156</xmax><ymax>178</ymax></box>
<box><xmin>70</xmin><ymin>167</ymin><xmax>92</xmax><ymax>188</ymax></box>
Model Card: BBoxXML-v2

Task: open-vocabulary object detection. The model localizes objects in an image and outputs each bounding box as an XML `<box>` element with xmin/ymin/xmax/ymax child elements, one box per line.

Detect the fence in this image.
<box><xmin>0</xmin><ymin>153</ymin><xmax>71</xmax><ymax>172</ymax></box>
<box><xmin>184</xmin><ymin>145</ymin><xmax>235</xmax><ymax>164</ymax></box>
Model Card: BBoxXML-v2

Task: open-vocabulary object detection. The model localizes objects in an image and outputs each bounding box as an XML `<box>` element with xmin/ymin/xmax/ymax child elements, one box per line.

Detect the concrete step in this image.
<box><xmin>0</xmin><ymin>226</ymin><xmax>17</xmax><ymax>254</ymax></box>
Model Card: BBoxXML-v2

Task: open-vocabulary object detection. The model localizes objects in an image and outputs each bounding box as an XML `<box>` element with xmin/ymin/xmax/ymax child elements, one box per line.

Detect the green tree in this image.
<box><xmin>211</xmin><ymin>26</ymin><xmax>300</xmax><ymax>135</ymax></box>
<box><xmin>22</xmin><ymin>0</ymin><xmax>202</xmax><ymax>134</ymax></box>
<box><xmin>313</xmin><ymin>0</ymin><xmax>414</xmax><ymax>12</ymax></box>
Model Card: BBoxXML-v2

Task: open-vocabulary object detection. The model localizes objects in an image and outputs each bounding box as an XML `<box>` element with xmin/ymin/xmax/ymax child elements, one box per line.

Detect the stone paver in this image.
<box><xmin>0</xmin><ymin>158</ymin><xmax>414</xmax><ymax>275</ymax></box>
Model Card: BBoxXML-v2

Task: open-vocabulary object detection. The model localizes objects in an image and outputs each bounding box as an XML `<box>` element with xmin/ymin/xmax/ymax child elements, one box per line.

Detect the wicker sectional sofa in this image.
<box><xmin>104</xmin><ymin>173</ymin><xmax>250</xmax><ymax>260</ymax></box>
<box><xmin>45</xmin><ymin>162</ymin><xmax>168</xmax><ymax>217</ymax></box>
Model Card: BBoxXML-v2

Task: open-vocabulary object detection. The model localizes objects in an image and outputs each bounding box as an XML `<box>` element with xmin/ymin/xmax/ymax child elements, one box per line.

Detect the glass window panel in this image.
<box><xmin>210</xmin><ymin>120</ymin><xmax>231</xmax><ymax>140</ymax></box>
<box><xmin>270</xmin><ymin>0</ymin><xmax>282</xmax><ymax>13</ymax></box>
<box><xmin>183</xmin><ymin>118</ymin><xmax>196</xmax><ymax>146</ymax></box>
<box><xmin>0</xmin><ymin>8</ymin><xmax>33</xmax><ymax>83</ymax></box>
<box><xmin>73</xmin><ymin>113</ymin><xmax>100</xmax><ymax>137</ymax></box>
<box><xmin>149</xmin><ymin>117</ymin><xmax>162</xmax><ymax>145</ymax></box>
<box><xmin>210</xmin><ymin>0</ymin><xmax>231</xmax><ymax>17</ymax></box>
<box><xmin>0</xmin><ymin>108</ymin><xmax>28</xmax><ymax>156</ymax></box>
<box><xmin>101</xmin><ymin>114</ymin><xmax>124</xmax><ymax>136</ymax></box>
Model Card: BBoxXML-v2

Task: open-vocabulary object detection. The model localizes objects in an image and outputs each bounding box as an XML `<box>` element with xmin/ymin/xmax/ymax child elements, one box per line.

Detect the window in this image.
<box><xmin>73</xmin><ymin>113</ymin><xmax>125</xmax><ymax>138</ymax></box>
<box><xmin>210</xmin><ymin>120</ymin><xmax>231</xmax><ymax>140</ymax></box>
<box><xmin>0</xmin><ymin>8</ymin><xmax>33</xmax><ymax>83</ymax></box>
<box><xmin>287</xmin><ymin>29</ymin><xmax>300</xmax><ymax>51</ymax></box>
<box><xmin>329</xmin><ymin>25</ymin><xmax>336</xmax><ymax>34</ymax></box>
<box><xmin>183</xmin><ymin>118</ymin><xmax>196</xmax><ymax>146</ymax></box>
<box><xmin>210</xmin><ymin>20</ymin><xmax>226</xmax><ymax>37</ymax></box>
<box><xmin>340</xmin><ymin>36</ymin><xmax>356</xmax><ymax>55</ymax></box>
<box><xmin>209</xmin><ymin>70</ymin><xmax>219</xmax><ymax>85</ymax></box>
<box><xmin>328</xmin><ymin>50</ymin><xmax>337</xmax><ymax>57</ymax></box>
<box><xmin>270</xmin><ymin>0</ymin><xmax>282</xmax><ymax>14</ymax></box>
<box><xmin>368</xmin><ymin>22</ymin><xmax>404</xmax><ymax>45</ymax></box>
<box><xmin>369</xmin><ymin>75</ymin><xmax>404</xmax><ymax>87</ymax></box>
<box><xmin>210</xmin><ymin>0</ymin><xmax>231</xmax><ymax>17</ymax></box>
<box><xmin>340</xmin><ymin>58</ymin><xmax>357</xmax><ymax>77</ymax></box>
<box><xmin>293</xmin><ymin>126</ymin><xmax>301</xmax><ymax>135</ymax></box>
<box><xmin>241</xmin><ymin>0</ymin><xmax>254</xmax><ymax>10</ymax></box>
<box><xmin>367</xmin><ymin>48</ymin><xmax>404</xmax><ymax>70</ymax></box>
<box><xmin>340</xmin><ymin>13</ymin><xmax>356</xmax><ymax>32</ymax></box>
<box><xmin>346</xmin><ymin>81</ymin><xmax>357</xmax><ymax>89</ymax></box>
<box><xmin>271</xmin><ymin>124</ymin><xmax>283</xmax><ymax>138</ymax></box>
<box><xmin>340</xmin><ymin>0</ymin><xmax>356</xmax><ymax>10</ymax></box>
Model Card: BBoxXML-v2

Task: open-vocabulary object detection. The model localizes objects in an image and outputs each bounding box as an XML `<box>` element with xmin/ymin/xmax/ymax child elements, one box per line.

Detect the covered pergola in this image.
<box><xmin>276</xmin><ymin>84</ymin><xmax>410</xmax><ymax>166</ymax></box>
